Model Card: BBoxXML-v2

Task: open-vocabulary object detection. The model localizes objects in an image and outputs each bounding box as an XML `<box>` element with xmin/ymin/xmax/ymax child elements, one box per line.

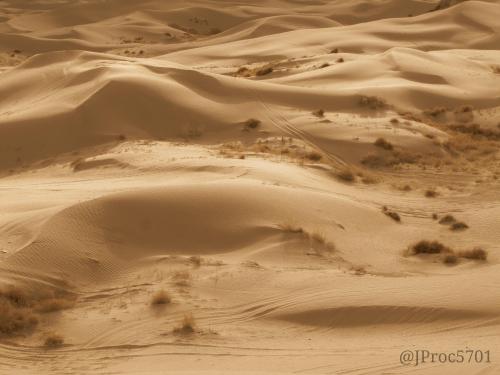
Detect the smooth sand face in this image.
<box><xmin>1</xmin><ymin>0</ymin><xmax>500</xmax><ymax>374</ymax></box>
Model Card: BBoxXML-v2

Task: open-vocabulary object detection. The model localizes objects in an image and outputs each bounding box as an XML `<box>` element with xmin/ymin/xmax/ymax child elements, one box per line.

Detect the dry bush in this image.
<box><xmin>449</xmin><ymin>123</ymin><xmax>500</xmax><ymax>140</ymax></box>
<box><xmin>330</xmin><ymin>48</ymin><xmax>339</xmax><ymax>54</ymax></box>
<box><xmin>35</xmin><ymin>298</ymin><xmax>74</xmax><ymax>313</ymax></box>
<box><xmin>174</xmin><ymin>313</ymin><xmax>196</xmax><ymax>334</ymax></box>
<box><xmin>439</xmin><ymin>215</ymin><xmax>456</xmax><ymax>225</ymax></box>
<box><xmin>44</xmin><ymin>334</ymin><xmax>64</xmax><ymax>348</ymax></box>
<box><xmin>336</xmin><ymin>58</ymin><xmax>345</xmax><ymax>63</ymax></box>
<box><xmin>358</xmin><ymin>95</ymin><xmax>387</xmax><ymax>110</ymax></box>
<box><xmin>0</xmin><ymin>299</ymin><xmax>38</xmax><ymax>336</ymax></box>
<box><xmin>256</xmin><ymin>66</ymin><xmax>273</xmax><ymax>76</ymax></box>
<box><xmin>0</xmin><ymin>286</ymin><xmax>74</xmax><ymax>337</ymax></box>
<box><xmin>319</xmin><ymin>63</ymin><xmax>330</xmax><ymax>69</ymax></box>
<box><xmin>151</xmin><ymin>290</ymin><xmax>171</xmax><ymax>306</ymax></box>
<box><xmin>374</xmin><ymin>138</ymin><xmax>393</xmax><ymax>151</ymax></box>
<box><xmin>450</xmin><ymin>222</ymin><xmax>469</xmax><ymax>231</ymax></box>
<box><xmin>312</xmin><ymin>109</ymin><xmax>325</xmax><ymax>118</ymax></box>
<box><xmin>409</xmin><ymin>241</ymin><xmax>488</xmax><ymax>264</ymax></box>
<box><xmin>243</xmin><ymin>118</ymin><xmax>261</xmax><ymax>131</ymax></box>
<box><xmin>278</xmin><ymin>223</ymin><xmax>305</xmax><ymax>234</ymax></box>
<box><xmin>425</xmin><ymin>189</ymin><xmax>438</xmax><ymax>198</ymax></box>
<box><xmin>458</xmin><ymin>248</ymin><xmax>487</xmax><ymax>261</ymax></box>
<box><xmin>390</xmin><ymin>118</ymin><xmax>400</xmax><ymax>124</ymax></box>
<box><xmin>382</xmin><ymin>206</ymin><xmax>401</xmax><ymax>222</ymax></box>
<box><xmin>350</xmin><ymin>266</ymin><xmax>367</xmax><ymax>275</ymax></box>
<box><xmin>189</xmin><ymin>256</ymin><xmax>202</xmax><ymax>267</ymax></box>
<box><xmin>442</xmin><ymin>254</ymin><xmax>458</xmax><ymax>265</ymax></box>
<box><xmin>279</xmin><ymin>224</ymin><xmax>335</xmax><ymax>254</ymax></box>
<box><xmin>305</xmin><ymin>150</ymin><xmax>323</xmax><ymax>162</ymax></box>
<box><xmin>335</xmin><ymin>168</ymin><xmax>356</xmax><ymax>182</ymax></box>
<box><xmin>410</xmin><ymin>240</ymin><xmax>450</xmax><ymax>255</ymax></box>
<box><xmin>423</xmin><ymin>107</ymin><xmax>447</xmax><ymax>118</ymax></box>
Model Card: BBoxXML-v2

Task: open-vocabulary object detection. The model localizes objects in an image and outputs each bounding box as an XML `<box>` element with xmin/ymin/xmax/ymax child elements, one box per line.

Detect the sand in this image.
<box><xmin>1</xmin><ymin>0</ymin><xmax>500</xmax><ymax>374</ymax></box>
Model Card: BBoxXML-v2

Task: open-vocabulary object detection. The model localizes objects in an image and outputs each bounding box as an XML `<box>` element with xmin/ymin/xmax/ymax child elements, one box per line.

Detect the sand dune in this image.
<box><xmin>1</xmin><ymin>0</ymin><xmax>500</xmax><ymax>374</ymax></box>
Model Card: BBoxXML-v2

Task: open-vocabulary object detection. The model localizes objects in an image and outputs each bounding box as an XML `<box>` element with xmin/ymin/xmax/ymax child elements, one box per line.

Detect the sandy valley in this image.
<box><xmin>1</xmin><ymin>0</ymin><xmax>500</xmax><ymax>374</ymax></box>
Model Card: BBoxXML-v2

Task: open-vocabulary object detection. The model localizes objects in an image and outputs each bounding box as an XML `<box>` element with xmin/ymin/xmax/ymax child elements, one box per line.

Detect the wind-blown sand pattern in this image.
<box><xmin>1</xmin><ymin>0</ymin><xmax>500</xmax><ymax>374</ymax></box>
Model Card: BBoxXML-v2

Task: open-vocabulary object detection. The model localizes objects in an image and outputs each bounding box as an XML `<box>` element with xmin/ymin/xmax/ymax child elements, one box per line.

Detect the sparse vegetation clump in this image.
<box><xmin>312</xmin><ymin>109</ymin><xmax>325</xmax><ymax>118</ymax></box>
<box><xmin>458</xmin><ymin>248</ymin><xmax>487</xmax><ymax>261</ymax></box>
<box><xmin>174</xmin><ymin>313</ymin><xmax>196</xmax><ymax>334</ymax></box>
<box><xmin>425</xmin><ymin>189</ymin><xmax>438</xmax><ymax>198</ymax></box>
<box><xmin>256</xmin><ymin>66</ymin><xmax>274</xmax><ymax>76</ymax></box>
<box><xmin>358</xmin><ymin>95</ymin><xmax>387</xmax><ymax>110</ymax></box>
<box><xmin>361</xmin><ymin>150</ymin><xmax>420</xmax><ymax>169</ymax></box>
<box><xmin>411</xmin><ymin>240</ymin><xmax>449</xmax><ymax>255</ymax></box>
<box><xmin>450</xmin><ymin>221</ymin><xmax>469</xmax><ymax>231</ymax></box>
<box><xmin>44</xmin><ymin>334</ymin><xmax>64</xmax><ymax>348</ymax></box>
<box><xmin>305</xmin><ymin>150</ymin><xmax>323</xmax><ymax>162</ymax></box>
<box><xmin>243</xmin><ymin>118</ymin><xmax>261</xmax><ymax>131</ymax></box>
<box><xmin>408</xmin><ymin>241</ymin><xmax>488</xmax><ymax>265</ymax></box>
<box><xmin>0</xmin><ymin>286</ymin><xmax>74</xmax><ymax>337</ymax></box>
<box><xmin>278</xmin><ymin>224</ymin><xmax>335</xmax><ymax>255</ymax></box>
<box><xmin>374</xmin><ymin>137</ymin><xmax>394</xmax><ymax>151</ymax></box>
<box><xmin>151</xmin><ymin>290</ymin><xmax>171</xmax><ymax>306</ymax></box>
<box><xmin>382</xmin><ymin>206</ymin><xmax>401</xmax><ymax>222</ymax></box>
<box><xmin>437</xmin><ymin>214</ymin><xmax>469</xmax><ymax>231</ymax></box>
<box><xmin>423</xmin><ymin>107</ymin><xmax>447</xmax><ymax>118</ymax></box>
<box><xmin>335</xmin><ymin>168</ymin><xmax>356</xmax><ymax>183</ymax></box>
<box><xmin>438</xmin><ymin>215</ymin><xmax>456</xmax><ymax>225</ymax></box>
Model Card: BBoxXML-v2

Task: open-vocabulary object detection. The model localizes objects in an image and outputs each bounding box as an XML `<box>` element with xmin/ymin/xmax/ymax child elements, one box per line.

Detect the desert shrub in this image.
<box><xmin>390</xmin><ymin>118</ymin><xmax>400</xmax><ymax>124</ymax></box>
<box><xmin>450</xmin><ymin>222</ymin><xmax>469</xmax><ymax>231</ymax></box>
<box><xmin>424</xmin><ymin>107</ymin><xmax>447</xmax><ymax>118</ymax></box>
<box><xmin>151</xmin><ymin>290</ymin><xmax>171</xmax><ymax>306</ymax></box>
<box><xmin>442</xmin><ymin>254</ymin><xmax>458</xmax><ymax>265</ymax></box>
<box><xmin>330</xmin><ymin>48</ymin><xmax>339</xmax><ymax>54</ymax></box>
<box><xmin>458</xmin><ymin>248</ymin><xmax>487</xmax><ymax>261</ymax></box>
<box><xmin>243</xmin><ymin>118</ymin><xmax>261</xmax><ymax>130</ymax></box>
<box><xmin>256</xmin><ymin>66</ymin><xmax>273</xmax><ymax>76</ymax></box>
<box><xmin>35</xmin><ymin>298</ymin><xmax>74</xmax><ymax>313</ymax></box>
<box><xmin>425</xmin><ymin>189</ymin><xmax>438</xmax><ymax>198</ymax></box>
<box><xmin>189</xmin><ymin>256</ymin><xmax>202</xmax><ymax>267</ymax></box>
<box><xmin>439</xmin><ymin>215</ymin><xmax>456</xmax><ymax>225</ymax></box>
<box><xmin>336</xmin><ymin>57</ymin><xmax>344</xmax><ymax>63</ymax></box>
<box><xmin>374</xmin><ymin>138</ymin><xmax>393</xmax><ymax>150</ymax></box>
<box><xmin>358</xmin><ymin>95</ymin><xmax>387</xmax><ymax>110</ymax></box>
<box><xmin>174</xmin><ymin>313</ymin><xmax>196</xmax><ymax>334</ymax></box>
<box><xmin>313</xmin><ymin>109</ymin><xmax>325</xmax><ymax>118</ymax></box>
<box><xmin>0</xmin><ymin>300</ymin><xmax>38</xmax><ymax>336</ymax></box>
<box><xmin>44</xmin><ymin>334</ymin><xmax>64</xmax><ymax>348</ymax></box>
<box><xmin>382</xmin><ymin>206</ymin><xmax>401</xmax><ymax>222</ymax></box>
<box><xmin>279</xmin><ymin>223</ymin><xmax>304</xmax><ymax>234</ymax></box>
<box><xmin>319</xmin><ymin>63</ymin><xmax>330</xmax><ymax>69</ymax></box>
<box><xmin>305</xmin><ymin>150</ymin><xmax>323</xmax><ymax>162</ymax></box>
<box><xmin>411</xmin><ymin>240</ymin><xmax>450</xmax><ymax>255</ymax></box>
<box><xmin>335</xmin><ymin>168</ymin><xmax>356</xmax><ymax>182</ymax></box>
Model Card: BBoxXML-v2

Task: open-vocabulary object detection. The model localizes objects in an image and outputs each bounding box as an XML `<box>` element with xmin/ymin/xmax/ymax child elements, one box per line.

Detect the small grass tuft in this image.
<box><xmin>374</xmin><ymin>138</ymin><xmax>394</xmax><ymax>151</ymax></box>
<box><xmin>43</xmin><ymin>334</ymin><xmax>64</xmax><ymax>348</ymax></box>
<box><xmin>458</xmin><ymin>248</ymin><xmax>487</xmax><ymax>261</ymax></box>
<box><xmin>335</xmin><ymin>168</ymin><xmax>356</xmax><ymax>183</ymax></box>
<box><xmin>174</xmin><ymin>313</ymin><xmax>196</xmax><ymax>334</ymax></box>
<box><xmin>151</xmin><ymin>290</ymin><xmax>171</xmax><ymax>306</ymax></box>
